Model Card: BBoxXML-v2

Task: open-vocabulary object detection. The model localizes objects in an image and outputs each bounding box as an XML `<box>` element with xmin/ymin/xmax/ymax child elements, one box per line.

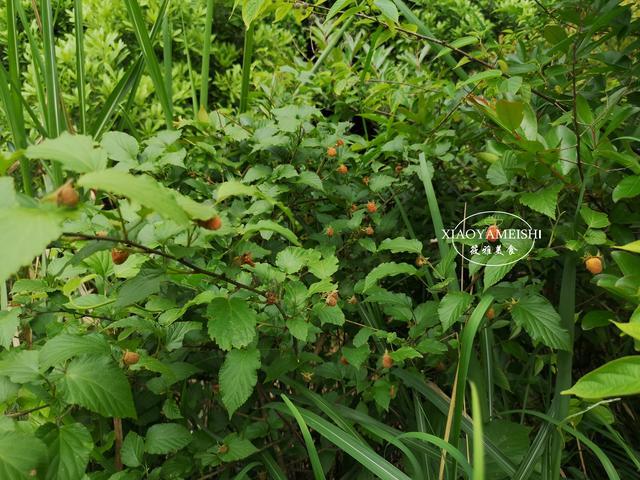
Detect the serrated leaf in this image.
<box><xmin>218</xmin><ymin>433</ymin><xmax>258</xmax><ymax>462</ymax></box>
<box><xmin>580</xmin><ymin>205</ymin><xmax>610</xmax><ymax>228</ymax></box>
<box><xmin>378</xmin><ymin>237</ymin><xmax>423</xmax><ymax>255</ymax></box>
<box><xmin>374</xmin><ymin>0</ymin><xmax>398</xmax><ymax>22</ymax></box>
<box><xmin>0</xmin><ymin>431</ymin><xmax>47</xmax><ymax>479</ymax></box>
<box><xmin>101</xmin><ymin>131</ymin><xmax>139</xmax><ymax>165</ymax></box>
<box><xmin>42</xmin><ymin>423</ymin><xmax>93</xmax><ymax>480</ymax></box>
<box><xmin>389</xmin><ymin>347</ymin><xmax>422</xmax><ymax>362</ymax></box>
<box><xmin>511</xmin><ymin>295</ymin><xmax>570</xmax><ymax>350</ymax></box>
<box><xmin>312</xmin><ymin>303</ymin><xmax>345</xmax><ymax>326</ymax></box>
<box><xmin>39</xmin><ymin>333</ymin><xmax>110</xmax><ymax>369</ymax></box>
<box><xmin>78</xmin><ymin>169</ymin><xmax>189</xmax><ymax>224</ymax></box>
<box><xmin>121</xmin><ymin>432</ymin><xmax>145</xmax><ymax>467</ymax></box>
<box><xmin>243</xmin><ymin>220</ymin><xmax>301</xmax><ymax>246</ymax></box>
<box><xmin>563</xmin><ymin>356</ymin><xmax>640</xmax><ymax>398</ymax></box>
<box><xmin>0</xmin><ymin>350</ymin><xmax>40</xmax><ymax>383</ymax></box>
<box><xmin>58</xmin><ymin>356</ymin><xmax>136</xmax><ymax>418</ymax></box>
<box><xmin>438</xmin><ymin>292</ymin><xmax>473</xmax><ymax>331</ymax></box>
<box><xmin>219</xmin><ymin>348</ymin><xmax>261</xmax><ymax>417</ymax></box>
<box><xmin>207</xmin><ymin>298</ymin><xmax>257</xmax><ymax>351</ymax></box>
<box><xmin>26</xmin><ymin>132</ymin><xmax>107</xmax><ymax>173</ymax></box>
<box><xmin>307</xmin><ymin>255</ymin><xmax>339</xmax><ymax>279</ymax></box>
<box><xmin>342</xmin><ymin>345</ymin><xmax>370</xmax><ymax>368</ymax></box>
<box><xmin>363</xmin><ymin>262</ymin><xmax>417</xmax><ymax>292</ymax></box>
<box><xmin>144</xmin><ymin>423</ymin><xmax>191</xmax><ymax>454</ymax></box>
<box><xmin>519</xmin><ymin>183</ymin><xmax>562</xmax><ymax>219</ymax></box>
<box><xmin>0</xmin><ymin>208</ymin><xmax>63</xmax><ymax>283</ymax></box>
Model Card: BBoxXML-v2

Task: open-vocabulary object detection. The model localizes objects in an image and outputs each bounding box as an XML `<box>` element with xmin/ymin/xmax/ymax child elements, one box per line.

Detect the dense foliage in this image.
<box><xmin>0</xmin><ymin>0</ymin><xmax>639</xmax><ymax>479</ymax></box>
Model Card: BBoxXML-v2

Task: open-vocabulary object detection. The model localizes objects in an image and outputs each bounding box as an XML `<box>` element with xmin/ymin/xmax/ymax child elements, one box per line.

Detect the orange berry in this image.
<box><xmin>486</xmin><ymin>307</ymin><xmax>495</xmax><ymax>320</ymax></box>
<box><xmin>336</xmin><ymin>139</ymin><xmax>344</xmax><ymax>147</ymax></box>
<box><xmin>199</xmin><ymin>216</ymin><xmax>222</xmax><ymax>230</ymax></box>
<box><xmin>217</xmin><ymin>444</ymin><xmax>229</xmax><ymax>454</ymax></box>
<box><xmin>337</xmin><ymin>164</ymin><xmax>348</xmax><ymax>174</ymax></box>
<box><xmin>57</xmin><ymin>183</ymin><xmax>80</xmax><ymax>207</ymax></box>
<box><xmin>382</xmin><ymin>351</ymin><xmax>394</xmax><ymax>369</ymax></box>
<box><xmin>585</xmin><ymin>256</ymin><xmax>603</xmax><ymax>275</ymax></box>
<box><xmin>395</xmin><ymin>164</ymin><xmax>403</xmax><ymax>174</ymax></box>
<box><xmin>350</xmin><ymin>204</ymin><xmax>358</xmax><ymax>213</ymax></box>
<box><xmin>326</xmin><ymin>226</ymin><xmax>334</xmax><ymax>237</ymax></box>
<box><xmin>485</xmin><ymin>224</ymin><xmax>501</xmax><ymax>243</ymax></box>
<box><xmin>415</xmin><ymin>255</ymin><xmax>427</xmax><ymax>267</ymax></box>
<box><xmin>327</xmin><ymin>147</ymin><xmax>337</xmax><ymax>157</ymax></box>
<box><xmin>364</xmin><ymin>226</ymin><xmax>374</xmax><ymax>236</ymax></box>
<box><xmin>122</xmin><ymin>351</ymin><xmax>140</xmax><ymax>365</ymax></box>
<box><xmin>265</xmin><ymin>291</ymin><xmax>278</xmax><ymax>305</ymax></box>
<box><xmin>325</xmin><ymin>291</ymin><xmax>339</xmax><ymax>307</ymax></box>
<box><xmin>111</xmin><ymin>248</ymin><xmax>129</xmax><ymax>265</ymax></box>
<box><xmin>340</xmin><ymin>355</ymin><xmax>349</xmax><ymax>365</ymax></box>
<box><xmin>362</xmin><ymin>176</ymin><xmax>370</xmax><ymax>186</ymax></box>
<box><xmin>366</xmin><ymin>201</ymin><xmax>377</xmax><ymax>213</ymax></box>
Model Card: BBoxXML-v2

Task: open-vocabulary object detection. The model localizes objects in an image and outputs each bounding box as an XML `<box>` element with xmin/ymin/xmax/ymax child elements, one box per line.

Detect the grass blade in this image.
<box><xmin>281</xmin><ymin>395</ymin><xmax>326</xmax><ymax>480</ymax></box>
<box><xmin>162</xmin><ymin>10</ymin><xmax>173</xmax><ymax>119</ymax></box>
<box><xmin>239</xmin><ymin>23</ymin><xmax>255</xmax><ymax>113</ymax></box>
<box><xmin>470</xmin><ymin>383</ymin><xmax>484</xmax><ymax>480</ymax></box>
<box><xmin>74</xmin><ymin>0</ymin><xmax>86</xmax><ymax>133</ymax></box>
<box><xmin>258</xmin><ymin>452</ymin><xmax>287</xmax><ymax>480</ymax></box>
<box><xmin>123</xmin><ymin>0</ymin><xmax>173</xmax><ymax>127</ymax></box>
<box><xmin>199</xmin><ymin>0</ymin><xmax>215</xmax><ymax>111</ymax></box>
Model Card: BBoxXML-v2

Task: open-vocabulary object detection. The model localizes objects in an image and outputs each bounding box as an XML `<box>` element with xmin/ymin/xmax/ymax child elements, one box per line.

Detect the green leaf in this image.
<box><xmin>612</xmin><ymin>175</ymin><xmax>640</xmax><ymax>203</ymax></box>
<box><xmin>511</xmin><ymin>295</ymin><xmax>570</xmax><ymax>350</ymax></box>
<box><xmin>42</xmin><ymin>423</ymin><xmax>93</xmax><ymax>480</ymax></box>
<box><xmin>243</xmin><ymin>220</ymin><xmax>301</xmax><ymax>246</ymax></box>
<box><xmin>144</xmin><ymin>423</ymin><xmax>192</xmax><ymax>454</ymax></box>
<box><xmin>342</xmin><ymin>345</ymin><xmax>370</xmax><ymax>368</ymax></box>
<box><xmin>0</xmin><ymin>350</ymin><xmax>40</xmax><ymax>383</ymax></box>
<box><xmin>312</xmin><ymin>303</ymin><xmax>345</xmax><ymax>326</ymax></box>
<box><xmin>0</xmin><ymin>309</ymin><xmax>19</xmax><ymax>350</ymax></box>
<box><xmin>0</xmin><ymin>431</ymin><xmax>47</xmax><ymax>479</ymax></box>
<box><xmin>101</xmin><ymin>131</ymin><xmax>139</xmax><ymax>165</ymax></box>
<box><xmin>242</xmin><ymin>0</ymin><xmax>267</xmax><ymax>27</ymax></box>
<box><xmin>374</xmin><ymin>0</ymin><xmax>399</xmax><ymax>23</ymax></box>
<box><xmin>78</xmin><ymin>169</ymin><xmax>189</xmax><ymax>225</ymax></box>
<box><xmin>326</xmin><ymin>0</ymin><xmax>353</xmax><ymax>20</ymax></box>
<box><xmin>495</xmin><ymin>100</ymin><xmax>524</xmax><ymax>131</ymax></box>
<box><xmin>219</xmin><ymin>348</ymin><xmax>261</xmax><ymax>417</ymax></box>
<box><xmin>307</xmin><ymin>255</ymin><xmax>339</xmax><ymax>279</ymax></box>
<box><xmin>613</xmin><ymin>322</ymin><xmax>640</xmax><ymax>341</ymax></box>
<box><xmin>459</xmin><ymin>70</ymin><xmax>502</xmax><ymax>87</ymax></box>
<box><xmin>389</xmin><ymin>347</ymin><xmax>422</xmax><ymax>362</ymax></box>
<box><xmin>378</xmin><ymin>237</ymin><xmax>423</xmax><ymax>255</ymax></box>
<box><xmin>26</xmin><ymin>132</ymin><xmax>107</xmax><ymax>173</ymax></box>
<box><xmin>58</xmin><ymin>356</ymin><xmax>136</xmax><ymax>418</ymax></box>
<box><xmin>580</xmin><ymin>205</ymin><xmax>610</xmax><ymax>228</ymax></box>
<box><xmin>218</xmin><ymin>433</ymin><xmax>259</xmax><ymax>462</ymax></box>
<box><xmin>39</xmin><ymin>333</ymin><xmax>110</xmax><ymax>369</ymax></box>
<box><xmin>613</xmin><ymin>240</ymin><xmax>640</xmax><ymax>254</ymax></box>
<box><xmin>121</xmin><ymin>432</ymin><xmax>145</xmax><ymax>467</ymax></box>
<box><xmin>363</xmin><ymin>262</ymin><xmax>417</xmax><ymax>292</ymax></box>
<box><xmin>563</xmin><ymin>356</ymin><xmax>640</xmax><ymax>398</ymax></box>
<box><xmin>207</xmin><ymin>298</ymin><xmax>257</xmax><ymax>351</ymax></box>
<box><xmin>438</xmin><ymin>292</ymin><xmax>473</xmax><ymax>331</ymax></box>
<box><xmin>0</xmin><ymin>208</ymin><xmax>63</xmax><ymax>283</ymax></box>
<box><xmin>519</xmin><ymin>183</ymin><xmax>562</xmax><ymax>219</ymax></box>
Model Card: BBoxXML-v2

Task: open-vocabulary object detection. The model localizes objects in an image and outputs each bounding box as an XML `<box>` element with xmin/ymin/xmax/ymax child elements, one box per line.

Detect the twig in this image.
<box><xmin>5</xmin><ymin>404</ymin><xmax>49</xmax><ymax>417</ymax></box>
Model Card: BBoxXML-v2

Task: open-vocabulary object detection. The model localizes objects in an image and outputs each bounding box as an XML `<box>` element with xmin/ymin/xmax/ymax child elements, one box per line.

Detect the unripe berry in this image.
<box><xmin>585</xmin><ymin>256</ymin><xmax>603</xmax><ymax>275</ymax></box>
<box><xmin>325</xmin><ymin>291</ymin><xmax>339</xmax><ymax>307</ymax></box>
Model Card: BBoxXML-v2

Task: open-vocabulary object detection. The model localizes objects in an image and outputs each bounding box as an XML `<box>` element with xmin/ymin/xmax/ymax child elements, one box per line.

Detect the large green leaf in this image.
<box><xmin>207</xmin><ymin>297</ymin><xmax>257</xmax><ymax>351</ymax></box>
<box><xmin>41</xmin><ymin>423</ymin><xmax>93</xmax><ymax>480</ymax></box>
<box><xmin>438</xmin><ymin>292</ymin><xmax>473</xmax><ymax>331</ymax></box>
<box><xmin>78</xmin><ymin>169</ymin><xmax>189</xmax><ymax>224</ymax></box>
<box><xmin>121</xmin><ymin>432</ymin><xmax>145</xmax><ymax>467</ymax></box>
<box><xmin>563</xmin><ymin>356</ymin><xmax>640</xmax><ymax>398</ymax></box>
<box><xmin>144</xmin><ymin>423</ymin><xmax>192</xmax><ymax>454</ymax></box>
<box><xmin>519</xmin><ymin>183</ymin><xmax>562</xmax><ymax>219</ymax></box>
<box><xmin>39</xmin><ymin>333</ymin><xmax>110</xmax><ymax>369</ymax></box>
<box><xmin>496</xmin><ymin>100</ymin><xmax>524</xmax><ymax>131</ymax></box>
<box><xmin>0</xmin><ymin>432</ymin><xmax>47</xmax><ymax>479</ymax></box>
<box><xmin>378</xmin><ymin>237</ymin><xmax>423</xmax><ymax>255</ymax></box>
<box><xmin>243</xmin><ymin>220</ymin><xmax>301</xmax><ymax>246</ymax></box>
<box><xmin>26</xmin><ymin>132</ymin><xmax>107</xmax><ymax>173</ymax></box>
<box><xmin>0</xmin><ymin>207</ymin><xmax>63</xmax><ymax>283</ymax></box>
<box><xmin>511</xmin><ymin>295</ymin><xmax>570</xmax><ymax>350</ymax></box>
<box><xmin>58</xmin><ymin>356</ymin><xmax>136</xmax><ymax>418</ymax></box>
<box><xmin>219</xmin><ymin>348</ymin><xmax>261</xmax><ymax>417</ymax></box>
<box><xmin>0</xmin><ymin>350</ymin><xmax>40</xmax><ymax>383</ymax></box>
<box><xmin>362</xmin><ymin>262</ymin><xmax>417</xmax><ymax>292</ymax></box>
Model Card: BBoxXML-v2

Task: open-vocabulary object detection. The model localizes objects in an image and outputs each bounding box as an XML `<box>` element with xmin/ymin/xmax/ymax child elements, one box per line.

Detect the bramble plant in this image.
<box><xmin>0</xmin><ymin>0</ymin><xmax>639</xmax><ymax>479</ymax></box>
